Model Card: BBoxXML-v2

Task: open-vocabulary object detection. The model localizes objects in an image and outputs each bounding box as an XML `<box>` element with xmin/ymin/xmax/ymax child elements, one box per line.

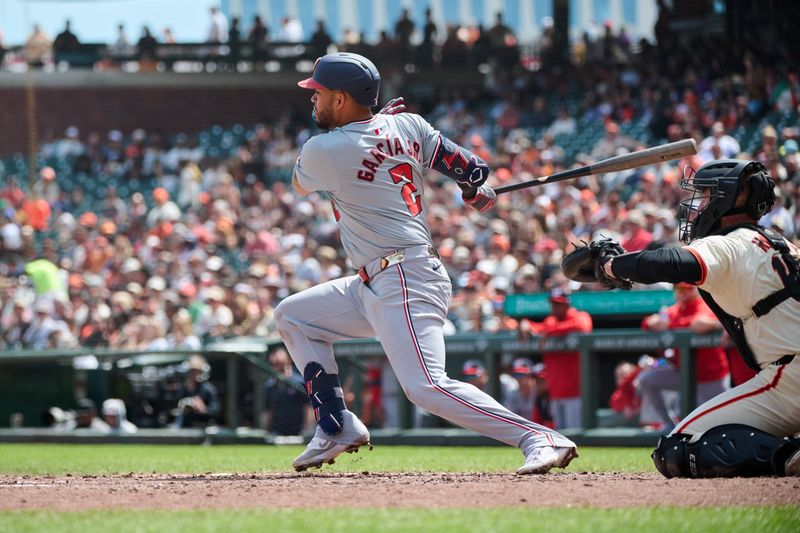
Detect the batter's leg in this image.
<box><xmin>364</xmin><ymin>261</ymin><xmax>576</xmax><ymax>473</ymax></box>
<box><xmin>274</xmin><ymin>276</ymin><xmax>374</xmax><ymax>373</ymax></box>
<box><xmin>274</xmin><ymin>276</ymin><xmax>375</xmax><ymax>471</ymax></box>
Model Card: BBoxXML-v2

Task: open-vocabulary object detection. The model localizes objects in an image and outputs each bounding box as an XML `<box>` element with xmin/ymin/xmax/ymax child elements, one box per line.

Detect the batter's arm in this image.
<box><xmin>605</xmin><ymin>247</ymin><xmax>702</xmax><ymax>285</ymax></box>
<box><xmin>292</xmin><ymin>171</ymin><xmax>312</xmax><ymax>196</ymax></box>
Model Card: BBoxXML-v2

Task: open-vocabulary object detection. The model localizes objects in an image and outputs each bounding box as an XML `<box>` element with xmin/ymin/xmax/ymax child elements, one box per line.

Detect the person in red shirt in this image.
<box><xmin>620</xmin><ymin>209</ymin><xmax>653</xmax><ymax>252</ymax></box>
<box><xmin>519</xmin><ymin>288</ymin><xmax>593</xmax><ymax>429</ymax></box>
<box><xmin>637</xmin><ymin>283</ymin><xmax>730</xmax><ymax>431</ymax></box>
<box><xmin>21</xmin><ymin>195</ymin><xmax>51</xmax><ymax>231</ymax></box>
<box><xmin>609</xmin><ymin>360</ymin><xmax>642</xmax><ymax>421</ymax></box>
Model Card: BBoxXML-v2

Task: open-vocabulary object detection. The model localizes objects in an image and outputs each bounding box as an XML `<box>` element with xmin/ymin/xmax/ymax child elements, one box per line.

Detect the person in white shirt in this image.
<box><xmin>207</xmin><ymin>6</ymin><xmax>229</xmax><ymax>43</ymax></box>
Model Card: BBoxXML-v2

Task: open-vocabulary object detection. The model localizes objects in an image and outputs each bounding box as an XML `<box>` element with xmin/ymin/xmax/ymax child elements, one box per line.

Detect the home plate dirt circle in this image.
<box><xmin>1</xmin><ymin>472</ymin><xmax>799</xmax><ymax>510</ymax></box>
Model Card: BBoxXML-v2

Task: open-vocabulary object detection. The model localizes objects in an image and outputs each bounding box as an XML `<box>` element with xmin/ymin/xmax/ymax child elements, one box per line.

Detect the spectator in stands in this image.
<box><xmin>637</xmin><ymin>283</ymin><xmax>730</xmax><ymax>432</ymax></box>
<box><xmin>519</xmin><ymin>288</ymin><xmax>593</xmax><ymax>429</ymax></box>
<box><xmin>263</xmin><ymin>347</ymin><xmax>311</xmax><ymax>436</ymax></box>
<box><xmin>25</xmin><ymin>24</ymin><xmax>51</xmax><ymax>67</ymax></box>
<box><xmin>0</xmin><ymin>208</ymin><xmax>22</xmax><ymax>257</ymax></box>
<box><xmin>228</xmin><ymin>17</ymin><xmax>241</xmax><ymax>61</ymax></box>
<box><xmin>0</xmin><ymin>176</ymin><xmax>25</xmax><ymax>210</ymax></box>
<box><xmin>171</xmin><ymin>355</ymin><xmax>220</xmax><ymax>428</ymax></box>
<box><xmin>547</xmin><ymin>107</ymin><xmax>577</xmax><ymax>138</ymax></box>
<box><xmin>620</xmin><ymin>209</ymin><xmax>653</xmax><ymax>252</ymax></box>
<box><xmin>755</xmin><ymin>124</ymin><xmax>780</xmax><ymax>164</ymax></box>
<box><xmin>249</xmin><ymin>15</ymin><xmax>268</xmax><ymax>58</ymax></box>
<box><xmin>416</xmin><ymin>7</ymin><xmax>437</xmax><ymax>68</ymax></box>
<box><xmin>394</xmin><ymin>8</ymin><xmax>415</xmax><ymax>64</ymax></box>
<box><xmin>146</xmin><ymin>187</ymin><xmax>181</xmax><ymax>227</ymax></box>
<box><xmin>487</xmin><ymin>12</ymin><xmax>517</xmax><ymax>68</ymax></box>
<box><xmin>277</xmin><ymin>17</ymin><xmax>303</xmax><ymax>43</ymax></box>
<box><xmin>31</xmin><ymin>167</ymin><xmax>60</xmax><ymax>205</ymax></box>
<box><xmin>591</xmin><ymin>121</ymin><xmax>638</xmax><ymax>160</ymax></box>
<box><xmin>310</xmin><ymin>20</ymin><xmax>333</xmax><ymax>59</ymax></box>
<box><xmin>698</xmin><ymin>122</ymin><xmax>741</xmax><ymax>162</ymax></box>
<box><xmin>102</xmin><ymin>398</ymin><xmax>138</xmax><ymax>434</ymax></box>
<box><xmin>207</xmin><ymin>6</ymin><xmax>229</xmax><ymax>44</ymax></box>
<box><xmin>1</xmin><ymin>297</ymin><xmax>30</xmax><ymax>350</ymax></box>
<box><xmin>110</xmin><ymin>23</ymin><xmax>133</xmax><ymax>57</ymax></box>
<box><xmin>52</xmin><ymin>19</ymin><xmax>81</xmax><ymax>63</ymax></box>
<box><xmin>168</xmin><ymin>309</ymin><xmax>201</xmax><ymax>350</ymax></box>
<box><xmin>440</xmin><ymin>25</ymin><xmax>468</xmax><ymax>69</ymax></box>
<box><xmin>136</xmin><ymin>26</ymin><xmax>159</xmax><ymax>61</ymax></box>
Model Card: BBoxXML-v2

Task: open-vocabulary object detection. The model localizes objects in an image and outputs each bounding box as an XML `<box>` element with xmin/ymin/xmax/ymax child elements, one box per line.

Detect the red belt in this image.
<box><xmin>358</xmin><ymin>246</ymin><xmax>438</xmax><ymax>286</ymax></box>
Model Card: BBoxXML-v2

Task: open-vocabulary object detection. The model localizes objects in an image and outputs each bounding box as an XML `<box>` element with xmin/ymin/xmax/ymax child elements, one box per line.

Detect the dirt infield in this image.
<box><xmin>1</xmin><ymin>472</ymin><xmax>799</xmax><ymax>510</ymax></box>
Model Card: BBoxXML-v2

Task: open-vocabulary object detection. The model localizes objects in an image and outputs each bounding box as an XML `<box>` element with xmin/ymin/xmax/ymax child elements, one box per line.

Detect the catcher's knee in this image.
<box><xmin>652</xmin><ymin>424</ymin><xmax>783</xmax><ymax>478</ymax></box>
<box><xmin>772</xmin><ymin>437</ymin><xmax>800</xmax><ymax>476</ymax></box>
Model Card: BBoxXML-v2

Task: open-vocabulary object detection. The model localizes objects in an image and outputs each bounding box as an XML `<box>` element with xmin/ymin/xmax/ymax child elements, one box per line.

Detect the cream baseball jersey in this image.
<box><xmin>686</xmin><ymin>227</ymin><xmax>800</xmax><ymax>367</ymax></box>
<box><xmin>294</xmin><ymin>113</ymin><xmax>441</xmax><ymax>268</ymax></box>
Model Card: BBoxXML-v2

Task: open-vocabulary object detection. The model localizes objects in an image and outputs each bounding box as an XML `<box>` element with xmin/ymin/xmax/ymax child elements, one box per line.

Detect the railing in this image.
<box><xmin>0</xmin><ymin>41</ymin><xmax>319</xmax><ymax>72</ymax></box>
<box><xmin>0</xmin><ymin>330</ymin><xmax>718</xmax><ymax>431</ymax></box>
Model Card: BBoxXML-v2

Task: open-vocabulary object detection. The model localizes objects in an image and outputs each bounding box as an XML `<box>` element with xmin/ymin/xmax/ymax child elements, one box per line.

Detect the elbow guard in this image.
<box><xmin>430</xmin><ymin>135</ymin><xmax>489</xmax><ymax>187</ymax></box>
<box><xmin>611</xmin><ymin>247</ymin><xmax>702</xmax><ymax>285</ymax></box>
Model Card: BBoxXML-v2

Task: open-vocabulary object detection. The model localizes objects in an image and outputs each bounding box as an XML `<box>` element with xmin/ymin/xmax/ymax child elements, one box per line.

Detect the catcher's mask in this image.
<box><xmin>678</xmin><ymin>159</ymin><xmax>775</xmax><ymax>243</ymax></box>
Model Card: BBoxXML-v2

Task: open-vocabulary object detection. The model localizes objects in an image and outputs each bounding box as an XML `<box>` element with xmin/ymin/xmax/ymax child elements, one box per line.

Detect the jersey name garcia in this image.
<box><xmin>294</xmin><ymin>113</ymin><xmax>440</xmax><ymax>268</ymax></box>
<box><xmin>687</xmin><ymin>227</ymin><xmax>800</xmax><ymax>366</ymax></box>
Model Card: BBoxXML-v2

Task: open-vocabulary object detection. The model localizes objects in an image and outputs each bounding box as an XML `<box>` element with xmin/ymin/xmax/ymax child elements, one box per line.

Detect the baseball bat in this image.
<box><xmin>494</xmin><ymin>138</ymin><xmax>697</xmax><ymax>195</ymax></box>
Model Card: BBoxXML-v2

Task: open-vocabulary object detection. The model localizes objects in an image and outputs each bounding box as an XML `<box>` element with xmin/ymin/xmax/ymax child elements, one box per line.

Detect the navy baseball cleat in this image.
<box><xmin>293</xmin><ymin>411</ymin><xmax>371</xmax><ymax>472</ymax></box>
<box><xmin>517</xmin><ymin>446</ymin><xmax>578</xmax><ymax>475</ymax></box>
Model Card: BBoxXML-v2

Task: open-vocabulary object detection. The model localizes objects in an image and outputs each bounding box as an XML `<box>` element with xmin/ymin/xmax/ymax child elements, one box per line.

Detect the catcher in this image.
<box><xmin>562</xmin><ymin>159</ymin><xmax>800</xmax><ymax>478</ymax></box>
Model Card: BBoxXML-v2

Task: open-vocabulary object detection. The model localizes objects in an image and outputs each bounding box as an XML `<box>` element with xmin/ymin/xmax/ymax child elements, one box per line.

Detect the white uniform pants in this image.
<box><xmin>670</xmin><ymin>357</ymin><xmax>800</xmax><ymax>442</ymax></box>
<box><xmin>274</xmin><ymin>255</ymin><xmax>574</xmax><ymax>449</ymax></box>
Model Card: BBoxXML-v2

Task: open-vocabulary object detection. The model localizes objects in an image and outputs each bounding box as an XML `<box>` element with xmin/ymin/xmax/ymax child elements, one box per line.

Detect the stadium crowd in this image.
<box><xmin>1</xmin><ymin>14</ymin><xmax>798</xmax><ymax>430</ymax></box>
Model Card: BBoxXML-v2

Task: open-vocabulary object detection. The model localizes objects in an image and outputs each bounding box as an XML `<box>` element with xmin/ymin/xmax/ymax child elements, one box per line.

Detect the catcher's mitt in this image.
<box><xmin>561</xmin><ymin>238</ymin><xmax>633</xmax><ymax>290</ymax></box>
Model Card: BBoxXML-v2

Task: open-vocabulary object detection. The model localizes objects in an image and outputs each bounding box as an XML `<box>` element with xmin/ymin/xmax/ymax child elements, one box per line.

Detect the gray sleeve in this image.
<box><xmin>294</xmin><ymin>135</ymin><xmax>338</xmax><ymax>193</ymax></box>
<box><xmin>405</xmin><ymin>114</ymin><xmax>441</xmax><ymax>168</ymax></box>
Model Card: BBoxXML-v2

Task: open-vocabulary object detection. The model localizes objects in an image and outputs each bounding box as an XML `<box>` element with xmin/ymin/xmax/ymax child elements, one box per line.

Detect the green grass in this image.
<box><xmin>1</xmin><ymin>507</ymin><xmax>798</xmax><ymax>533</ymax></box>
<box><xmin>0</xmin><ymin>444</ymin><xmax>653</xmax><ymax>475</ymax></box>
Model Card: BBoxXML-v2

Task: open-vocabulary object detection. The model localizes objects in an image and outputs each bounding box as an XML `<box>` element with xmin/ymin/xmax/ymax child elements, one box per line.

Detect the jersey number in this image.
<box><xmin>389</xmin><ymin>163</ymin><xmax>422</xmax><ymax>216</ymax></box>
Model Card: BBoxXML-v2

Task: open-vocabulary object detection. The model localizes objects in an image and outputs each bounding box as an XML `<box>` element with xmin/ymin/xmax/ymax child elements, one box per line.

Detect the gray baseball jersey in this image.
<box><xmin>294</xmin><ymin>113</ymin><xmax>439</xmax><ymax>268</ymax></box>
<box><xmin>279</xmin><ymin>112</ymin><xmax>574</xmax><ymax>453</ymax></box>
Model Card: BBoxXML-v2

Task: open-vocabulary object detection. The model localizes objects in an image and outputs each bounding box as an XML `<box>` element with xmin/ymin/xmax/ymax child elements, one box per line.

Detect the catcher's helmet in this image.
<box><xmin>297</xmin><ymin>52</ymin><xmax>380</xmax><ymax>107</ymax></box>
<box><xmin>679</xmin><ymin>159</ymin><xmax>775</xmax><ymax>243</ymax></box>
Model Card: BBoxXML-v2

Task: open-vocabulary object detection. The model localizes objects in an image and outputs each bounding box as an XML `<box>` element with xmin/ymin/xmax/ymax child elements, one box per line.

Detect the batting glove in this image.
<box><xmin>378</xmin><ymin>97</ymin><xmax>406</xmax><ymax>115</ymax></box>
<box><xmin>463</xmin><ymin>184</ymin><xmax>497</xmax><ymax>213</ymax></box>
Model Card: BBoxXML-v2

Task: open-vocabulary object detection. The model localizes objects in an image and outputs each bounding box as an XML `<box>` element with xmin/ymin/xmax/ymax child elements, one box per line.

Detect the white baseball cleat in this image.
<box><xmin>292</xmin><ymin>412</ymin><xmax>371</xmax><ymax>472</ymax></box>
<box><xmin>517</xmin><ymin>446</ymin><xmax>578</xmax><ymax>475</ymax></box>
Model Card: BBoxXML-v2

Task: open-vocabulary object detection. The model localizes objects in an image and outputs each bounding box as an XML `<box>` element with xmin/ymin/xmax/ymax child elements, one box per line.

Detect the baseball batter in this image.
<box><xmin>274</xmin><ymin>52</ymin><xmax>577</xmax><ymax>474</ymax></box>
<box><xmin>567</xmin><ymin>159</ymin><xmax>800</xmax><ymax>477</ymax></box>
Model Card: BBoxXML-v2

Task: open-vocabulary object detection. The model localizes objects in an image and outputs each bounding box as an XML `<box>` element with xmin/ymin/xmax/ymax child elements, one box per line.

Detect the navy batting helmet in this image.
<box><xmin>297</xmin><ymin>52</ymin><xmax>380</xmax><ymax>107</ymax></box>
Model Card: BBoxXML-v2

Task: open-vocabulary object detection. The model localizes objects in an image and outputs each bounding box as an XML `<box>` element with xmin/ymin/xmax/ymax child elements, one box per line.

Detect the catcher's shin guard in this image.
<box><xmin>652</xmin><ymin>424</ymin><xmax>783</xmax><ymax>478</ymax></box>
<box><xmin>771</xmin><ymin>437</ymin><xmax>800</xmax><ymax>476</ymax></box>
<box><xmin>304</xmin><ymin>362</ymin><xmax>346</xmax><ymax>436</ymax></box>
